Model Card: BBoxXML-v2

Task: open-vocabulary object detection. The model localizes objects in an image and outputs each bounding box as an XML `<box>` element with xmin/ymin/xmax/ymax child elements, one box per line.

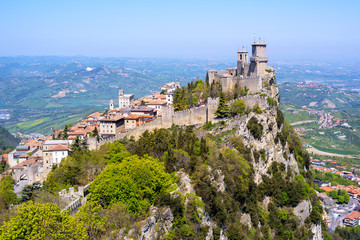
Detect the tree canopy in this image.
<box><xmin>88</xmin><ymin>155</ymin><xmax>174</xmax><ymax>215</ymax></box>
<box><xmin>0</xmin><ymin>201</ymin><xmax>86</xmax><ymax>240</ymax></box>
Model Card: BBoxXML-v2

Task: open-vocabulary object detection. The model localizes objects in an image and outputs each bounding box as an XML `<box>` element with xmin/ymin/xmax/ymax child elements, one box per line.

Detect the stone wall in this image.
<box><xmin>88</xmin><ymin>95</ymin><xmax>267</xmax><ymax>148</ymax></box>
<box><xmin>220</xmin><ymin>76</ymin><xmax>261</xmax><ymax>94</ymax></box>
<box><xmin>229</xmin><ymin>95</ymin><xmax>268</xmax><ymax>110</ymax></box>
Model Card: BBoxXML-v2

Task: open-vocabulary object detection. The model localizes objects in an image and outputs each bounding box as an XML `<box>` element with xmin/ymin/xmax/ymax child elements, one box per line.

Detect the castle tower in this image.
<box><xmin>250</xmin><ymin>41</ymin><xmax>268</xmax><ymax>77</ymax></box>
<box><xmin>109</xmin><ymin>100</ymin><xmax>114</xmax><ymax>110</ymax></box>
<box><xmin>237</xmin><ymin>50</ymin><xmax>249</xmax><ymax>76</ymax></box>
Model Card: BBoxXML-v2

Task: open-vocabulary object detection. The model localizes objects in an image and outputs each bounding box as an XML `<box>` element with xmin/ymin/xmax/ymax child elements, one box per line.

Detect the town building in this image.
<box><xmin>118</xmin><ymin>89</ymin><xmax>134</xmax><ymax>108</ymax></box>
<box><xmin>98</xmin><ymin>115</ymin><xmax>125</xmax><ymax>137</ymax></box>
<box><xmin>343</xmin><ymin>212</ymin><xmax>360</xmax><ymax>227</ymax></box>
<box><xmin>161</xmin><ymin>82</ymin><xmax>180</xmax><ymax>93</ymax></box>
<box><xmin>85</xmin><ymin>112</ymin><xmax>102</xmax><ymax>125</ymax></box>
<box><xmin>147</xmin><ymin>100</ymin><xmax>167</xmax><ymax>114</ymax></box>
<box><xmin>43</xmin><ymin>144</ymin><xmax>69</xmax><ymax>171</ymax></box>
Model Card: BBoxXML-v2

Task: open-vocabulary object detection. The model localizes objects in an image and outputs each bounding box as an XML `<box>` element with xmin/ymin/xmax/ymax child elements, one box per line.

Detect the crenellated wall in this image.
<box><xmin>87</xmin><ymin>95</ymin><xmax>268</xmax><ymax>148</ymax></box>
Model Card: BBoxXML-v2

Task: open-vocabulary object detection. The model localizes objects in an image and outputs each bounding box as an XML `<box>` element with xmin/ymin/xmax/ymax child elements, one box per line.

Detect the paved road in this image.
<box><xmin>327</xmin><ymin>198</ymin><xmax>358</xmax><ymax>231</ymax></box>
<box><xmin>13</xmin><ymin>179</ymin><xmax>28</xmax><ymax>198</ymax></box>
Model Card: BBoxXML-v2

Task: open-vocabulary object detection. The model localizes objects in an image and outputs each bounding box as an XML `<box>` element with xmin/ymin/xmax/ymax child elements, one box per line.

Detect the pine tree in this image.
<box><xmin>63</xmin><ymin>124</ymin><xmax>69</xmax><ymax>139</ymax></box>
<box><xmin>205</xmin><ymin>72</ymin><xmax>209</xmax><ymax>86</ymax></box>
<box><xmin>215</xmin><ymin>92</ymin><xmax>230</xmax><ymax>118</ymax></box>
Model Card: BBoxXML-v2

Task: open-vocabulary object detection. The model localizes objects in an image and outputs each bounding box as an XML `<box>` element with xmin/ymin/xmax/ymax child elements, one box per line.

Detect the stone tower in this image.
<box><xmin>119</xmin><ymin>89</ymin><xmax>124</xmax><ymax>97</ymax></box>
<box><xmin>250</xmin><ymin>42</ymin><xmax>268</xmax><ymax>77</ymax></box>
<box><xmin>109</xmin><ymin>100</ymin><xmax>114</xmax><ymax>110</ymax></box>
<box><xmin>237</xmin><ymin>50</ymin><xmax>249</xmax><ymax>76</ymax></box>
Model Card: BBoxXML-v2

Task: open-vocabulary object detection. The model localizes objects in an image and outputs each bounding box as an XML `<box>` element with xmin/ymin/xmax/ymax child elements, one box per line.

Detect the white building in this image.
<box><xmin>118</xmin><ymin>89</ymin><xmax>134</xmax><ymax>108</ymax></box>
<box><xmin>147</xmin><ymin>100</ymin><xmax>167</xmax><ymax>114</ymax></box>
<box><xmin>161</xmin><ymin>82</ymin><xmax>180</xmax><ymax>93</ymax></box>
<box><xmin>42</xmin><ymin>144</ymin><xmax>69</xmax><ymax>170</ymax></box>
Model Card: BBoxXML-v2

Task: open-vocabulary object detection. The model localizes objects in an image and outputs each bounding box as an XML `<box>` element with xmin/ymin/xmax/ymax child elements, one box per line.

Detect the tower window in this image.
<box><xmin>240</xmin><ymin>55</ymin><xmax>242</xmax><ymax>60</ymax></box>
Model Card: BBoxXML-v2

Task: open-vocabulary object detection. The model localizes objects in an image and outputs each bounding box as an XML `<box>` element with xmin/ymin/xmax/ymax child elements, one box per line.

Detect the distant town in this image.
<box><xmin>311</xmin><ymin>158</ymin><xmax>360</xmax><ymax>230</ymax></box>
<box><xmin>1</xmin><ymin>81</ymin><xmax>181</xmax><ymax>192</ymax></box>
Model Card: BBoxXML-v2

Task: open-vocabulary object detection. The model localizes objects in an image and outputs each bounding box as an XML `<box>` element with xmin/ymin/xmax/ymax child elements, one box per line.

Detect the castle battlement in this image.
<box><xmin>209</xmin><ymin>41</ymin><xmax>270</xmax><ymax>94</ymax></box>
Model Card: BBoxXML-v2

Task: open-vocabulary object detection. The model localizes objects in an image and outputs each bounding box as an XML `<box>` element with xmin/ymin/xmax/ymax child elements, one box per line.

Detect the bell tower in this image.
<box><xmin>109</xmin><ymin>100</ymin><xmax>114</xmax><ymax>110</ymax></box>
<box><xmin>237</xmin><ymin>49</ymin><xmax>249</xmax><ymax>76</ymax></box>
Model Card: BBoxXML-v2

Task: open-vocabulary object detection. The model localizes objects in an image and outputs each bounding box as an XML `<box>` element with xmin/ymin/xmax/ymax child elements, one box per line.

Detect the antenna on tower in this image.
<box><xmin>253</xmin><ymin>33</ymin><xmax>256</xmax><ymax>42</ymax></box>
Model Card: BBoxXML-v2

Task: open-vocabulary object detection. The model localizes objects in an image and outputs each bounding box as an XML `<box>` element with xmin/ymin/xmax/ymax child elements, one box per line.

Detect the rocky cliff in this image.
<box><xmin>121</xmin><ymin>79</ymin><xmax>323</xmax><ymax>239</ymax></box>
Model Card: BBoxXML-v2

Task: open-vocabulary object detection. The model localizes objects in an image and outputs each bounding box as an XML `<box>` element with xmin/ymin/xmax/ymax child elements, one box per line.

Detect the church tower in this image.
<box><xmin>249</xmin><ymin>41</ymin><xmax>268</xmax><ymax>77</ymax></box>
<box><xmin>109</xmin><ymin>100</ymin><xmax>114</xmax><ymax>110</ymax></box>
<box><xmin>237</xmin><ymin>49</ymin><xmax>249</xmax><ymax>76</ymax></box>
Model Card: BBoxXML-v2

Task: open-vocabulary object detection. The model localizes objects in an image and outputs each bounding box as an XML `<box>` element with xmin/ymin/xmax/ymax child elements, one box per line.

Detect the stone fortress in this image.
<box><xmin>88</xmin><ymin>40</ymin><xmax>276</xmax><ymax>149</ymax></box>
<box><xmin>208</xmin><ymin>41</ymin><xmax>269</xmax><ymax>93</ymax></box>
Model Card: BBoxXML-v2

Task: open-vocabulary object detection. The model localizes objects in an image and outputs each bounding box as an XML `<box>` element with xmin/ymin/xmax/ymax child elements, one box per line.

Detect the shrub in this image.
<box><xmin>246</xmin><ymin>116</ymin><xmax>263</xmax><ymax>139</ymax></box>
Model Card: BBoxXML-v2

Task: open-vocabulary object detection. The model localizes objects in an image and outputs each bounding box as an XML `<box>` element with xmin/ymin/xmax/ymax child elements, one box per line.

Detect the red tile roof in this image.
<box><xmin>43</xmin><ymin>144</ymin><xmax>69</xmax><ymax>152</ymax></box>
<box><xmin>345</xmin><ymin>211</ymin><xmax>360</xmax><ymax>220</ymax></box>
<box><xmin>148</xmin><ymin>100</ymin><xmax>167</xmax><ymax>105</ymax></box>
<box><xmin>320</xmin><ymin>186</ymin><xmax>333</xmax><ymax>192</ymax></box>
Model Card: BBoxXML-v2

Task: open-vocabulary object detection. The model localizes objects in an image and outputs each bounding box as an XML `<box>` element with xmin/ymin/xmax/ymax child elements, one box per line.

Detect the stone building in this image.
<box><xmin>208</xmin><ymin>41</ymin><xmax>270</xmax><ymax>94</ymax></box>
<box><xmin>118</xmin><ymin>89</ymin><xmax>134</xmax><ymax>108</ymax></box>
<box><xmin>98</xmin><ymin>115</ymin><xmax>125</xmax><ymax>138</ymax></box>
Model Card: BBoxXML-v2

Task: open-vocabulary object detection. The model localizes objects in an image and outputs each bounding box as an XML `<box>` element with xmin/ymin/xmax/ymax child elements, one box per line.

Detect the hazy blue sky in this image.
<box><xmin>1</xmin><ymin>0</ymin><xmax>359</xmax><ymax>60</ymax></box>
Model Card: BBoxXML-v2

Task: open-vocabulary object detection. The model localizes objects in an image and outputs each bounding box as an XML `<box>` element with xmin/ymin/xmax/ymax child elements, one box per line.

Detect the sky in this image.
<box><xmin>0</xmin><ymin>0</ymin><xmax>359</xmax><ymax>60</ymax></box>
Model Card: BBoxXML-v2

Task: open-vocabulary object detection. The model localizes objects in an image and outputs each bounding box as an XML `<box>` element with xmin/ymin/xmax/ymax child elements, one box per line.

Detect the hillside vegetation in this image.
<box><xmin>0</xmin><ymin>77</ymin><xmax>327</xmax><ymax>239</ymax></box>
<box><xmin>0</xmin><ymin>125</ymin><xmax>19</xmax><ymax>152</ymax></box>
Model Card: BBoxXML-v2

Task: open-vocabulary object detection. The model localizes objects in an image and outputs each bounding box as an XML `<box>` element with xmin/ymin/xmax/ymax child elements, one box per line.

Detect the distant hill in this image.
<box><xmin>0</xmin><ymin>125</ymin><xmax>19</xmax><ymax>151</ymax></box>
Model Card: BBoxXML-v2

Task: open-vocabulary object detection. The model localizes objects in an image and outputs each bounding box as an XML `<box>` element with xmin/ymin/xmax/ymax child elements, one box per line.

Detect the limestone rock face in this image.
<box><xmin>176</xmin><ymin>169</ymin><xmax>196</xmax><ymax>195</ymax></box>
<box><xmin>293</xmin><ymin>200</ymin><xmax>312</xmax><ymax>226</ymax></box>
<box><xmin>222</xmin><ymin>106</ymin><xmax>300</xmax><ymax>184</ymax></box>
<box><xmin>140</xmin><ymin>206</ymin><xmax>174</xmax><ymax>240</ymax></box>
<box><xmin>310</xmin><ymin>223</ymin><xmax>323</xmax><ymax>240</ymax></box>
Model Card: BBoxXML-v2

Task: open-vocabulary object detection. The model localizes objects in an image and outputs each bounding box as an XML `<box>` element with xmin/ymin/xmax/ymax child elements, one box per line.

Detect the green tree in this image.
<box><xmin>205</xmin><ymin>72</ymin><xmax>209</xmax><ymax>86</ymax></box>
<box><xmin>63</xmin><ymin>124</ymin><xmax>69</xmax><ymax>139</ymax></box>
<box><xmin>88</xmin><ymin>155</ymin><xmax>174</xmax><ymax>215</ymax></box>
<box><xmin>214</xmin><ymin>92</ymin><xmax>230</xmax><ymax>118</ymax></box>
<box><xmin>0</xmin><ymin>176</ymin><xmax>17</xmax><ymax>208</ymax></box>
<box><xmin>230</xmin><ymin>99</ymin><xmax>246</xmax><ymax>116</ymax></box>
<box><xmin>0</xmin><ymin>201</ymin><xmax>86</xmax><ymax>239</ymax></box>
<box><xmin>90</xmin><ymin>127</ymin><xmax>99</xmax><ymax>140</ymax></box>
<box><xmin>77</xmin><ymin>202</ymin><xmax>106</xmax><ymax>239</ymax></box>
<box><xmin>0</xmin><ymin>156</ymin><xmax>8</xmax><ymax>173</ymax></box>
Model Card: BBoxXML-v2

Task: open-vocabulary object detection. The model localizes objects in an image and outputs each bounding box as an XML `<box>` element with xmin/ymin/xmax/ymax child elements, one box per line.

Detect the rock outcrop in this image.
<box><xmin>140</xmin><ymin>206</ymin><xmax>174</xmax><ymax>240</ymax></box>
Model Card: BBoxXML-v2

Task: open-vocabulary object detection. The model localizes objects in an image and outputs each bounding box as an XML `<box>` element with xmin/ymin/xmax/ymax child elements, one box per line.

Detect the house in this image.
<box><xmin>8</xmin><ymin>145</ymin><xmax>38</xmax><ymax>167</ymax></box>
<box><xmin>42</xmin><ymin>140</ymin><xmax>71</xmax><ymax>151</ymax></box>
<box><xmin>320</xmin><ymin>186</ymin><xmax>333</xmax><ymax>192</ymax></box>
<box><xmin>161</xmin><ymin>82</ymin><xmax>180</xmax><ymax>93</ymax></box>
<box><xmin>125</xmin><ymin>114</ymin><xmax>140</xmax><ymax>130</ymax></box>
<box><xmin>43</xmin><ymin>144</ymin><xmax>69</xmax><ymax>171</ymax></box>
<box><xmin>130</xmin><ymin>106</ymin><xmax>157</xmax><ymax>117</ymax></box>
<box><xmin>98</xmin><ymin>115</ymin><xmax>125</xmax><ymax>138</ymax></box>
<box><xmin>343</xmin><ymin>212</ymin><xmax>360</xmax><ymax>227</ymax></box>
<box><xmin>152</xmin><ymin>94</ymin><xmax>167</xmax><ymax>101</ymax></box>
<box><xmin>147</xmin><ymin>100</ymin><xmax>167</xmax><ymax>113</ymax></box>
<box><xmin>18</xmin><ymin>154</ymin><xmax>29</xmax><ymax>162</ymax></box>
<box><xmin>86</xmin><ymin>112</ymin><xmax>102</xmax><ymax>125</ymax></box>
